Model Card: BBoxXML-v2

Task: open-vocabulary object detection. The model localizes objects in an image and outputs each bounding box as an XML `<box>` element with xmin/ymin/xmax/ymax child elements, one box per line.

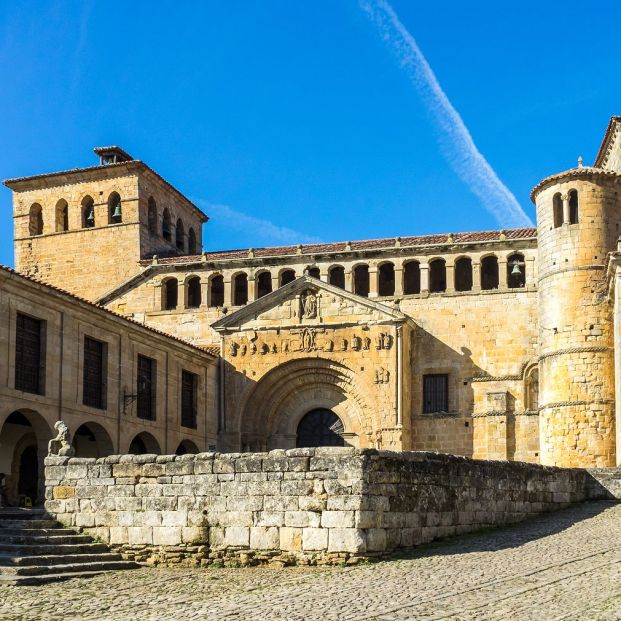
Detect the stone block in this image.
<box><xmin>152</xmin><ymin>527</ymin><xmax>182</xmax><ymax>546</ymax></box>
<box><xmin>161</xmin><ymin>510</ymin><xmax>188</xmax><ymax>527</ymax></box>
<box><xmin>321</xmin><ymin>511</ymin><xmax>354</xmax><ymax>528</ymax></box>
<box><xmin>366</xmin><ymin>528</ymin><xmax>387</xmax><ymax>552</ymax></box>
<box><xmin>253</xmin><ymin>511</ymin><xmax>285</xmax><ymax>527</ymax></box>
<box><xmin>127</xmin><ymin>526</ymin><xmax>153</xmax><ymax>545</ymax></box>
<box><xmin>250</xmin><ymin>527</ymin><xmax>279</xmax><ymax>550</ymax></box>
<box><xmin>328</xmin><ymin>528</ymin><xmax>366</xmax><ymax>553</ymax></box>
<box><xmin>280</xmin><ymin>527</ymin><xmax>302</xmax><ymax>552</ymax></box>
<box><xmin>299</xmin><ymin>495</ymin><xmax>326</xmax><ymax>512</ymax></box>
<box><xmin>109</xmin><ymin>527</ymin><xmax>128</xmax><ymax>544</ymax></box>
<box><xmin>213</xmin><ymin>458</ymin><xmax>235</xmax><ymax>474</ymax></box>
<box><xmin>53</xmin><ymin>485</ymin><xmax>75</xmax><ymax>499</ymax></box>
<box><xmin>226</xmin><ymin>496</ymin><xmax>263</xmax><ymax>511</ymax></box>
<box><xmin>224</xmin><ymin>527</ymin><xmax>250</xmax><ymax>547</ymax></box>
<box><xmin>182</xmin><ymin>526</ymin><xmax>209</xmax><ymax>544</ymax></box>
<box><xmin>302</xmin><ymin>528</ymin><xmax>328</xmax><ymax>551</ymax></box>
<box><xmin>284</xmin><ymin>511</ymin><xmax>321</xmax><ymax>528</ymax></box>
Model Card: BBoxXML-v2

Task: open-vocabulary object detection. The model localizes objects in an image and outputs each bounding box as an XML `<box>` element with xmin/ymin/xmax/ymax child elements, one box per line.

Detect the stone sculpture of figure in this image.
<box><xmin>301</xmin><ymin>328</ymin><xmax>316</xmax><ymax>351</ymax></box>
<box><xmin>48</xmin><ymin>421</ymin><xmax>75</xmax><ymax>457</ymax></box>
<box><xmin>301</xmin><ymin>291</ymin><xmax>317</xmax><ymax>319</ymax></box>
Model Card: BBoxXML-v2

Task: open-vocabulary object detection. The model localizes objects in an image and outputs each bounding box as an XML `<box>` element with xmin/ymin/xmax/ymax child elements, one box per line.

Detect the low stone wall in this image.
<box><xmin>45</xmin><ymin>449</ymin><xmax>594</xmax><ymax>567</ymax></box>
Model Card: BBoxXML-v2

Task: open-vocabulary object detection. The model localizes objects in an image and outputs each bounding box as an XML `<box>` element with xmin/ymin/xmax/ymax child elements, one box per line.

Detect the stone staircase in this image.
<box><xmin>0</xmin><ymin>507</ymin><xmax>139</xmax><ymax>585</ymax></box>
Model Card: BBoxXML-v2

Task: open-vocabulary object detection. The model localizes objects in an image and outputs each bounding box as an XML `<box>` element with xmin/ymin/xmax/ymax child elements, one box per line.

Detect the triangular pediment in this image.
<box><xmin>211</xmin><ymin>275</ymin><xmax>408</xmax><ymax>333</ymax></box>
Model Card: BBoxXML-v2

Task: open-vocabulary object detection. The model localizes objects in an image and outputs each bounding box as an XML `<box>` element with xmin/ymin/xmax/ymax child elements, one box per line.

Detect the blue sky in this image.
<box><xmin>0</xmin><ymin>1</ymin><xmax>619</xmax><ymax>267</ymax></box>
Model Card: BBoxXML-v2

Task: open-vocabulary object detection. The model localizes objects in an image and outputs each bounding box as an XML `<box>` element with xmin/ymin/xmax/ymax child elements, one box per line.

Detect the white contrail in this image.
<box><xmin>360</xmin><ymin>0</ymin><xmax>533</xmax><ymax>228</ymax></box>
<box><xmin>196</xmin><ymin>200</ymin><xmax>322</xmax><ymax>245</ymax></box>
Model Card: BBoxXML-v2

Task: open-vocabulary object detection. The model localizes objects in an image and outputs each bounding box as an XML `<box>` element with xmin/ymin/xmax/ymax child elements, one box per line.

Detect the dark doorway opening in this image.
<box><xmin>18</xmin><ymin>445</ymin><xmax>38</xmax><ymax>503</ymax></box>
<box><xmin>296</xmin><ymin>409</ymin><xmax>345</xmax><ymax>448</ymax></box>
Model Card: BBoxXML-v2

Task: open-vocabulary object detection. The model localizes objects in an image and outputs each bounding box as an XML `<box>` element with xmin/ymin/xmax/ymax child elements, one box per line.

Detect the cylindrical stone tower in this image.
<box><xmin>532</xmin><ymin>167</ymin><xmax>619</xmax><ymax>467</ymax></box>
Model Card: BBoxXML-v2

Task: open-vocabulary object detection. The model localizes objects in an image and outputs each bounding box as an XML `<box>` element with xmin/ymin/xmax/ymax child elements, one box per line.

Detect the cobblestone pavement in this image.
<box><xmin>2</xmin><ymin>501</ymin><xmax>621</xmax><ymax>621</ymax></box>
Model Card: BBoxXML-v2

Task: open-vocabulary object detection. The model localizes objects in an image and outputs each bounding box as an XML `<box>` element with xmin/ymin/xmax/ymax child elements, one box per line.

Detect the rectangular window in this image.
<box><xmin>181</xmin><ymin>370</ymin><xmax>198</xmax><ymax>429</ymax></box>
<box><xmin>137</xmin><ymin>355</ymin><xmax>156</xmax><ymax>420</ymax></box>
<box><xmin>423</xmin><ymin>374</ymin><xmax>448</xmax><ymax>414</ymax></box>
<box><xmin>83</xmin><ymin>337</ymin><xmax>107</xmax><ymax>409</ymax></box>
<box><xmin>15</xmin><ymin>313</ymin><xmax>45</xmax><ymax>395</ymax></box>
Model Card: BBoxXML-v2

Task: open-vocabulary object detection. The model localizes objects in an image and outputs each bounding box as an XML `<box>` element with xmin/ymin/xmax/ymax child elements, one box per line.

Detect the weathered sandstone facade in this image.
<box><xmin>4</xmin><ymin>117</ymin><xmax>621</xmax><ymax>499</ymax></box>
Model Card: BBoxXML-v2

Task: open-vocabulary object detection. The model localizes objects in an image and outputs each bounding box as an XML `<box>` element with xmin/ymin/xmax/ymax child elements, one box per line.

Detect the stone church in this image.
<box><xmin>3</xmin><ymin>117</ymin><xmax>621</xmax><ymax>504</ymax></box>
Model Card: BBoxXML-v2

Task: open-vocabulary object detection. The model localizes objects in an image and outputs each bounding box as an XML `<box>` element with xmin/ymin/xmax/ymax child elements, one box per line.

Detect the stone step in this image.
<box><xmin>0</xmin><ymin>509</ymin><xmax>46</xmax><ymax>521</ymax></box>
<box><xmin>0</xmin><ymin>542</ymin><xmax>110</xmax><ymax>555</ymax></box>
<box><xmin>0</xmin><ymin>560</ymin><xmax>138</xmax><ymax>577</ymax></box>
<box><xmin>0</xmin><ymin>552</ymin><xmax>124</xmax><ymax>567</ymax></box>
<box><xmin>0</xmin><ymin>534</ymin><xmax>92</xmax><ymax>545</ymax></box>
<box><xmin>0</xmin><ymin>519</ymin><xmax>60</xmax><ymax>529</ymax></box>
<box><xmin>0</xmin><ymin>527</ymin><xmax>76</xmax><ymax>537</ymax></box>
<box><xmin>0</xmin><ymin>569</ymin><xmax>133</xmax><ymax>587</ymax></box>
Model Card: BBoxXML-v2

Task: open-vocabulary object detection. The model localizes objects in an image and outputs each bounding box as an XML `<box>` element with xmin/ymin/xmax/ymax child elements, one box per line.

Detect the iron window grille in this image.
<box><xmin>137</xmin><ymin>355</ymin><xmax>156</xmax><ymax>420</ymax></box>
<box><xmin>423</xmin><ymin>374</ymin><xmax>449</xmax><ymax>414</ymax></box>
<box><xmin>15</xmin><ymin>313</ymin><xmax>45</xmax><ymax>395</ymax></box>
<box><xmin>83</xmin><ymin>337</ymin><xmax>106</xmax><ymax>409</ymax></box>
<box><xmin>181</xmin><ymin>370</ymin><xmax>198</xmax><ymax>429</ymax></box>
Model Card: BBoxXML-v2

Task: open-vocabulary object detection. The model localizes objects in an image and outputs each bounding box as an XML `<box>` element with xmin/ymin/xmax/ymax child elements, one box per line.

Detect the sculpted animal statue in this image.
<box><xmin>48</xmin><ymin>421</ymin><xmax>75</xmax><ymax>457</ymax></box>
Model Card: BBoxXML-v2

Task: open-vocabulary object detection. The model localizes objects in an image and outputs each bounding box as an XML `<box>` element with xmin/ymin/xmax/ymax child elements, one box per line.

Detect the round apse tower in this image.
<box><xmin>533</xmin><ymin>166</ymin><xmax>619</xmax><ymax>467</ymax></box>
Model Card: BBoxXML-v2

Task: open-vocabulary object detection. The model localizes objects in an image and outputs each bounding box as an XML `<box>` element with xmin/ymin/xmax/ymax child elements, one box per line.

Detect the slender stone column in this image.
<box><xmin>420</xmin><ymin>263</ymin><xmax>430</xmax><ymax>293</ymax></box>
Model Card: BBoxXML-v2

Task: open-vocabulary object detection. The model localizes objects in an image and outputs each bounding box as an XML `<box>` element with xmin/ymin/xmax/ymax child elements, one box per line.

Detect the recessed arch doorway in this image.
<box><xmin>296</xmin><ymin>408</ymin><xmax>345</xmax><ymax>448</ymax></box>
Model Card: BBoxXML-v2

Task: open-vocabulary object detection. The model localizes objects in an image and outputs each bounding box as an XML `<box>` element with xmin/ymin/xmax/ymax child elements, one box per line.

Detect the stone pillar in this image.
<box><xmin>271</xmin><ymin>274</ymin><xmax>279</xmax><ymax>292</ymax></box>
<box><xmin>179</xmin><ymin>277</ymin><xmax>187</xmax><ymax>308</ymax></box>
<box><xmin>368</xmin><ymin>266</ymin><xmax>378</xmax><ymax>298</ymax></box>
<box><xmin>472</xmin><ymin>260</ymin><xmax>481</xmax><ymax>292</ymax></box>
<box><xmin>224</xmin><ymin>278</ymin><xmax>232</xmax><ymax>307</ymax></box>
<box><xmin>247</xmin><ymin>276</ymin><xmax>256</xmax><ymax>303</ymax></box>
<box><xmin>420</xmin><ymin>263</ymin><xmax>430</xmax><ymax>293</ymax></box>
<box><xmin>394</xmin><ymin>264</ymin><xmax>404</xmax><ymax>296</ymax></box>
<box><xmin>445</xmin><ymin>263</ymin><xmax>455</xmax><ymax>293</ymax></box>
<box><xmin>562</xmin><ymin>194</ymin><xmax>570</xmax><ymax>224</ymax></box>
<box><xmin>200</xmin><ymin>278</ymin><xmax>209</xmax><ymax>307</ymax></box>
<box><xmin>525</xmin><ymin>257</ymin><xmax>535</xmax><ymax>287</ymax></box>
<box><xmin>319</xmin><ymin>267</ymin><xmax>329</xmax><ymax>282</ymax></box>
<box><xmin>498</xmin><ymin>258</ymin><xmax>508</xmax><ymax>289</ymax></box>
<box><xmin>345</xmin><ymin>269</ymin><xmax>353</xmax><ymax>292</ymax></box>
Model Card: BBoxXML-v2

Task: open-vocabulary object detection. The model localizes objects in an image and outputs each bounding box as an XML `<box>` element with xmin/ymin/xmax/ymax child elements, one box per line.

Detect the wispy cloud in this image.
<box><xmin>360</xmin><ymin>0</ymin><xmax>533</xmax><ymax>228</ymax></box>
<box><xmin>195</xmin><ymin>200</ymin><xmax>322</xmax><ymax>246</ymax></box>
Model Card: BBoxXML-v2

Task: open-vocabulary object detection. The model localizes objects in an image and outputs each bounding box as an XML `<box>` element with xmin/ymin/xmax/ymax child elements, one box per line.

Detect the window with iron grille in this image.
<box><xmin>83</xmin><ymin>337</ymin><xmax>106</xmax><ymax>409</ymax></box>
<box><xmin>181</xmin><ymin>370</ymin><xmax>198</xmax><ymax>429</ymax></box>
<box><xmin>423</xmin><ymin>374</ymin><xmax>448</xmax><ymax>414</ymax></box>
<box><xmin>137</xmin><ymin>355</ymin><xmax>156</xmax><ymax>420</ymax></box>
<box><xmin>15</xmin><ymin>313</ymin><xmax>45</xmax><ymax>395</ymax></box>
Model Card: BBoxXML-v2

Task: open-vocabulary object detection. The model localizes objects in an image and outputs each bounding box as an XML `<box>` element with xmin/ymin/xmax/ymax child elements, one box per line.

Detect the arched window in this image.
<box><xmin>188</xmin><ymin>228</ymin><xmax>197</xmax><ymax>254</ymax></box>
<box><xmin>175</xmin><ymin>440</ymin><xmax>199</xmax><ymax>456</ymax></box>
<box><xmin>481</xmin><ymin>256</ymin><xmax>499</xmax><ymax>290</ymax></box>
<box><xmin>378</xmin><ymin>262</ymin><xmax>395</xmax><ymax>296</ymax></box>
<box><xmin>353</xmin><ymin>265</ymin><xmax>369</xmax><ymax>297</ymax></box>
<box><xmin>175</xmin><ymin>218</ymin><xmax>185</xmax><ymax>251</ymax></box>
<box><xmin>568</xmin><ymin>189</ymin><xmax>579</xmax><ymax>224</ymax></box>
<box><xmin>328</xmin><ymin>266</ymin><xmax>345</xmax><ymax>289</ymax></box>
<box><xmin>108</xmin><ymin>192</ymin><xmax>122</xmax><ymax>224</ymax></box>
<box><xmin>55</xmin><ymin>199</ymin><xmax>69</xmax><ymax>232</ymax></box>
<box><xmin>525</xmin><ymin>365</ymin><xmax>539</xmax><ymax>412</ymax></box>
<box><xmin>147</xmin><ymin>197</ymin><xmax>157</xmax><ymax>234</ymax></box>
<box><xmin>454</xmin><ymin>257</ymin><xmax>472</xmax><ymax>292</ymax></box>
<box><xmin>280</xmin><ymin>269</ymin><xmax>296</xmax><ymax>287</ymax></box>
<box><xmin>507</xmin><ymin>253</ymin><xmax>526</xmax><ymax>288</ymax></box>
<box><xmin>553</xmin><ymin>192</ymin><xmax>563</xmax><ymax>228</ymax></box>
<box><xmin>257</xmin><ymin>271</ymin><xmax>272</xmax><ymax>298</ymax></box>
<box><xmin>209</xmin><ymin>275</ymin><xmax>224</xmax><ymax>307</ymax></box>
<box><xmin>296</xmin><ymin>409</ymin><xmax>345</xmax><ymax>448</ymax></box>
<box><xmin>129</xmin><ymin>432</ymin><xmax>161</xmax><ymax>455</ymax></box>
<box><xmin>186</xmin><ymin>276</ymin><xmax>201</xmax><ymax>308</ymax></box>
<box><xmin>403</xmin><ymin>261</ymin><xmax>420</xmax><ymax>294</ymax></box>
<box><xmin>429</xmin><ymin>259</ymin><xmax>446</xmax><ymax>293</ymax></box>
<box><xmin>82</xmin><ymin>196</ymin><xmax>95</xmax><ymax>228</ymax></box>
<box><xmin>233</xmin><ymin>273</ymin><xmax>248</xmax><ymax>306</ymax></box>
<box><xmin>162</xmin><ymin>209</ymin><xmax>172</xmax><ymax>242</ymax></box>
<box><xmin>163</xmin><ymin>279</ymin><xmax>178</xmax><ymax>310</ymax></box>
<box><xmin>29</xmin><ymin>203</ymin><xmax>43</xmax><ymax>236</ymax></box>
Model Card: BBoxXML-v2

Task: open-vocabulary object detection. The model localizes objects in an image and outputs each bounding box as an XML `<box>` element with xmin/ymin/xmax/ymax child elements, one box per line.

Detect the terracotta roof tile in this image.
<box><xmin>0</xmin><ymin>265</ymin><xmax>216</xmax><ymax>359</ymax></box>
<box><xmin>530</xmin><ymin>167</ymin><xmax>621</xmax><ymax>201</ymax></box>
<box><xmin>145</xmin><ymin>227</ymin><xmax>537</xmax><ymax>266</ymax></box>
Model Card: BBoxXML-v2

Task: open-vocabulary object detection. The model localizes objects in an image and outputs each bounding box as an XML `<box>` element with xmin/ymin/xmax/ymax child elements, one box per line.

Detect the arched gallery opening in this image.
<box><xmin>71</xmin><ymin>422</ymin><xmax>114</xmax><ymax>458</ymax></box>
<box><xmin>175</xmin><ymin>439</ymin><xmax>200</xmax><ymax>455</ymax></box>
<box><xmin>0</xmin><ymin>410</ymin><xmax>52</xmax><ymax>506</ymax></box>
<box><xmin>128</xmin><ymin>432</ymin><xmax>161</xmax><ymax>455</ymax></box>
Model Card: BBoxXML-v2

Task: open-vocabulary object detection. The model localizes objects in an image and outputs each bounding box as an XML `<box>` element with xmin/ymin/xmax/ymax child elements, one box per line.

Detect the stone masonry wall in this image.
<box><xmin>45</xmin><ymin>448</ymin><xmax>594</xmax><ymax>567</ymax></box>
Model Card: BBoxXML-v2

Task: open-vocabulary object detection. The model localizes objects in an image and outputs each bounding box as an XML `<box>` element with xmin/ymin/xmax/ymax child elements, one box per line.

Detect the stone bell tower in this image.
<box><xmin>5</xmin><ymin>146</ymin><xmax>208</xmax><ymax>302</ymax></box>
<box><xmin>532</xmin><ymin>160</ymin><xmax>619</xmax><ymax>467</ymax></box>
